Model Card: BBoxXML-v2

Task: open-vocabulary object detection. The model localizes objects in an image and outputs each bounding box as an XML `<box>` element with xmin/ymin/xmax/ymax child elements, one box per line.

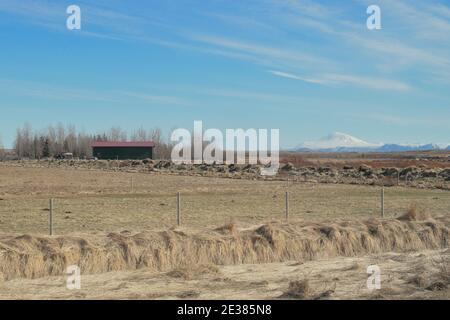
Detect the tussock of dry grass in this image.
<box><xmin>408</xmin><ymin>275</ymin><xmax>427</xmax><ymax>288</ymax></box>
<box><xmin>0</xmin><ymin>216</ymin><xmax>448</xmax><ymax>282</ymax></box>
<box><xmin>434</xmin><ymin>255</ymin><xmax>450</xmax><ymax>284</ymax></box>
<box><xmin>425</xmin><ymin>253</ymin><xmax>450</xmax><ymax>291</ymax></box>
<box><xmin>397</xmin><ymin>204</ymin><xmax>431</xmax><ymax>221</ymax></box>
<box><xmin>405</xmin><ymin>251</ymin><xmax>449</xmax><ymax>293</ymax></box>
<box><xmin>279</xmin><ymin>279</ymin><xmax>336</xmax><ymax>300</ymax></box>
<box><xmin>215</xmin><ymin>223</ymin><xmax>236</xmax><ymax>234</ymax></box>
<box><xmin>281</xmin><ymin>280</ymin><xmax>311</xmax><ymax>299</ymax></box>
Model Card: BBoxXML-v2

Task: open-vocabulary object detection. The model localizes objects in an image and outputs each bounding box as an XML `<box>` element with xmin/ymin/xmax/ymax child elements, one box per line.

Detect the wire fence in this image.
<box><xmin>1</xmin><ymin>180</ymin><xmax>448</xmax><ymax>236</ymax></box>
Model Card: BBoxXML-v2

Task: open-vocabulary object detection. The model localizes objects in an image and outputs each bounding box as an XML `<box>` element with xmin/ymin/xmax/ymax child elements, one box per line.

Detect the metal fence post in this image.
<box><xmin>177</xmin><ymin>192</ymin><xmax>181</xmax><ymax>226</ymax></box>
<box><xmin>381</xmin><ymin>187</ymin><xmax>385</xmax><ymax>218</ymax></box>
<box><xmin>285</xmin><ymin>191</ymin><xmax>289</xmax><ymax>221</ymax></box>
<box><xmin>49</xmin><ymin>198</ymin><xmax>54</xmax><ymax>236</ymax></box>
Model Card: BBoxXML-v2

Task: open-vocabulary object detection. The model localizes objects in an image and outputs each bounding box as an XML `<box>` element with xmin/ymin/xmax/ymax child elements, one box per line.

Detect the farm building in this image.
<box><xmin>92</xmin><ymin>141</ymin><xmax>155</xmax><ymax>160</ymax></box>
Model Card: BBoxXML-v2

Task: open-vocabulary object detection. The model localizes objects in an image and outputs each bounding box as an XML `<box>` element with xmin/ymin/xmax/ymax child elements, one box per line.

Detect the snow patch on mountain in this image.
<box><xmin>297</xmin><ymin>132</ymin><xmax>382</xmax><ymax>151</ymax></box>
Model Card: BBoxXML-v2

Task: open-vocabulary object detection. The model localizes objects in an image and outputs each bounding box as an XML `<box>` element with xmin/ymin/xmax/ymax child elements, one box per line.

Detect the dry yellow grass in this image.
<box><xmin>397</xmin><ymin>203</ymin><xmax>432</xmax><ymax>221</ymax></box>
<box><xmin>0</xmin><ymin>165</ymin><xmax>449</xmax><ymax>235</ymax></box>
<box><xmin>0</xmin><ymin>165</ymin><xmax>448</xmax><ymax>300</ymax></box>
<box><xmin>0</xmin><ymin>215</ymin><xmax>448</xmax><ymax>282</ymax></box>
<box><xmin>0</xmin><ymin>249</ymin><xmax>448</xmax><ymax>300</ymax></box>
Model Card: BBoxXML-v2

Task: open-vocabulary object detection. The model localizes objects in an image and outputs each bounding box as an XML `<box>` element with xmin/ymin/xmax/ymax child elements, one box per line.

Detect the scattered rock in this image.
<box><xmin>426</xmin><ymin>281</ymin><xmax>447</xmax><ymax>291</ymax></box>
<box><xmin>359</xmin><ymin>164</ymin><xmax>372</xmax><ymax>172</ymax></box>
<box><xmin>281</xmin><ymin>162</ymin><xmax>295</xmax><ymax>171</ymax></box>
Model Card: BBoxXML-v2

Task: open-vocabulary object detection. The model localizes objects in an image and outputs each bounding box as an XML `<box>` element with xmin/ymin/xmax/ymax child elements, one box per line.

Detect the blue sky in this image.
<box><xmin>0</xmin><ymin>0</ymin><xmax>449</xmax><ymax>148</ymax></box>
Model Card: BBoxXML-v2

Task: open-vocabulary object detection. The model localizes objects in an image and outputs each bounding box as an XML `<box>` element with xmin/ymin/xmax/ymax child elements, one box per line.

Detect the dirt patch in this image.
<box><xmin>166</xmin><ymin>264</ymin><xmax>220</xmax><ymax>280</ymax></box>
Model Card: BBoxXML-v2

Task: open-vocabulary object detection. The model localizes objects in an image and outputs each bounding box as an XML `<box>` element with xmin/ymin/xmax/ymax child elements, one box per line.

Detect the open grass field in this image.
<box><xmin>0</xmin><ymin>164</ymin><xmax>449</xmax><ymax>300</ymax></box>
<box><xmin>0</xmin><ymin>165</ymin><xmax>449</xmax><ymax>235</ymax></box>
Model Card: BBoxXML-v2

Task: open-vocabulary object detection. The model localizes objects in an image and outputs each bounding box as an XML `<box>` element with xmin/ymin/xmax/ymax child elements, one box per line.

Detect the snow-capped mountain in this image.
<box><xmin>295</xmin><ymin>133</ymin><xmax>448</xmax><ymax>153</ymax></box>
<box><xmin>296</xmin><ymin>132</ymin><xmax>381</xmax><ymax>152</ymax></box>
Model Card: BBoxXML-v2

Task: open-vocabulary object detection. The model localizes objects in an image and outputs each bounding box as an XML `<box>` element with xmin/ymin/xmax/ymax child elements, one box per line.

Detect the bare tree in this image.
<box><xmin>65</xmin><ymin>125</ymin><xmax>77</xmax><ymax>154</ymax></box>
<box><xmin>14</xmin><ymin>128</ymin><xmax>23</xmax><ymax>158</ymax></box>
<box><xmin>150</xmin><ymin>127</ymin><xmax>173</xmax><ymax>159</ymax></box>
<box><xmin>130</xmin><ymin>127</ymin><xmax>148</xmax><ymax>141</ymax></box>
<box><xmin>0</xmin><ymin>134</ymin><xmax>5</xmax><ymax>160</ymax></box>
<box><xmin>32</xmin><ymin>134</ymin><xmax>42</xmax><ymax>159</ymax></box>
<box><xmin>107</xmin><ymin>126</ymin><xmax>127</xmax><ymax>142</ymax></box>
<box><xmin>47</xmin><ymin>125</ymin><xmax>57</xmax><ymax>156</ymax></box>
<box><xmin>77</xmin><ymin>131</ymin><xmax>93</xmax><ymax>157</ymax></box>
<box><xmin>14</xmin><ymin>123</ymin><xmax>34</xmax><ymax>158</ymax></box>
<box><xmin>55</xmin><ymin>123</ymin><xmax>65</xmax><ymax>155</ymax></box>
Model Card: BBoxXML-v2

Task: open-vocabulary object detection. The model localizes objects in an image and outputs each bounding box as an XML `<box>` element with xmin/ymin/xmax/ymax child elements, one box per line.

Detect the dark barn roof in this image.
<box><xmin>92</xmin><ymin>141</ymin><xmax>155</xmax><ymax>148</ymax></box>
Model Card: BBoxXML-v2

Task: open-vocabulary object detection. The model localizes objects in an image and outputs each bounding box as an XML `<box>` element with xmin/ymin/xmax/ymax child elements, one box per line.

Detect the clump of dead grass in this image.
<box><xmin>397</xmin><ymin>203</ymin><xmax>431</xmax><ymax>221</ymax></box>
<box><xmin>280</xmin><ymin>279</ymin><xmax>335</xmax><ymax>300</ymax></box>
<box><xmin>433</xmin><ymin>254</ymin><xmax>450</xmax><ymax>283</ymax></box>
<box><xmin>408</xmin><ymin>275</ymin><xmax>427</xmax><ymax>288</ymax></box>
<box><xmin>405</xmin><ymin>251</ymin><xmax>449</xmax><ymax>292</ymax></box>
<box><xmin>425</xmin><ymin>254</ymin><xmax>450</xmax><ymax>291</ymax></box>
<box><xmin>0</xmin><ymin>216</ymin><xmax>448</xmax><ymax>282</ymax></box>
<box><xmin>215</xmin><ymin>223</ymin><xmax>236</xmax><ymax>234</ymax></box>
<box><xmin>280</xmin><ymin>280</ymin><xmax>312</xmax><ymax>299</ymax></box>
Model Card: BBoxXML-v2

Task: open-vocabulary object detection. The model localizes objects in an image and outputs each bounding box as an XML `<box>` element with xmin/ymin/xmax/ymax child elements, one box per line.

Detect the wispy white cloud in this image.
<box><xmin>358</xmin><ymin>113</ymin><xmax>450</xmax><ymax>127</ymax></box>
<box><xmin>0</xmin><ymin>0</ymin><xmax>146</xmax><ymax>40</ymax></box>
<box><xmin>269</xmin><ymin>70</ymin><xmax>411</xmax><ymax>91</ymax></box>
<box><xmin>0</xmin><ymin>79</ymin><xmax>188</xmax><ymax>105</ymax></box>
<box><xmin>200</xmin><ymin>12</ymin><xmax>277</xmax><ymax>33</ymax></box>
<box><xmin>2</xmin><ymin>0</ymin><xmax>450</xmax><ymax>90</ymax></box>
<box><xmin>349</xmin><ymin>0</ymin><xmax>450</xmax><ymax>80</ymax></box>
<box><xmin>118</xmin><ymin>91</ymin><xmax>189</xmax><ymax>106</ymax></box>
<box><xmin>0</xmin><ymin>79</ymin><xmax>117</xmax><ymax>102</ymax></box>
<box><xmin>270</xmin><ymin>0</ymin><xmax>336</xmax><ymax>19</ymax></box>
<box><xmin>321</xmin><ymin>74</ymin><xmax>411</xmax><ymax>91</ymax></box>
<box><xmin>269</xmin><ymin>0</ymin><xmax>450</xmax><ymax>82</ymax></box>
<box><xmin>429</xmin><ymin>3</ymin><xmax>450</xmax><ymax>19</ymax></box>
<box><xmin>376</xmin><ymin>0</ymin><xmax>450</xmax><ymax>41</ymax></box>
<box><xmin>268</xmin><ymin>71</ymin><xmax>327</xmax><ymax>84</ymax></box>
<box><xmin>0</xmin><ymin>0</ymin><xmax>61</xmax><ymax>19</ymax></box>
<box><xmin>187</xmin><ymin>33</ymin><xmax>330</xmax><ymax>67</ymax></box>
<box><xmin>192</xmin><ymin>87</ymin><xmax>300</xmax><ymax>103</ymax></box>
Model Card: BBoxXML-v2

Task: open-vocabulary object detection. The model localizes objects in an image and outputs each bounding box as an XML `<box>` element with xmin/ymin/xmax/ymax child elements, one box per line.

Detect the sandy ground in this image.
<box><xmin>0</xmin><ymin>166</ymin><xmax>449</xmax><ymax>235</ymax></box>
<box><xmin>0</xmin><ymin>249</ymin><xmax>448</xmax><ymax>300</ymax></box>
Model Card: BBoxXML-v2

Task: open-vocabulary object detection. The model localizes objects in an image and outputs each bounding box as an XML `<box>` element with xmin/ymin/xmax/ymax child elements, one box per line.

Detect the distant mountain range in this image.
<box><xmin>294</xmin><ymin>132</ymin><xmax>450</xmax><ymax>153</ymax></box>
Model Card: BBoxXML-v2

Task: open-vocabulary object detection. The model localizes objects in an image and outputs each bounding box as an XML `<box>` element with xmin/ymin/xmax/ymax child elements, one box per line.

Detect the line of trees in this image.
<box><xmin>12</xmin><ymin>123</ymin><xmax>173</xmax><ymax>160</ymax></box>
